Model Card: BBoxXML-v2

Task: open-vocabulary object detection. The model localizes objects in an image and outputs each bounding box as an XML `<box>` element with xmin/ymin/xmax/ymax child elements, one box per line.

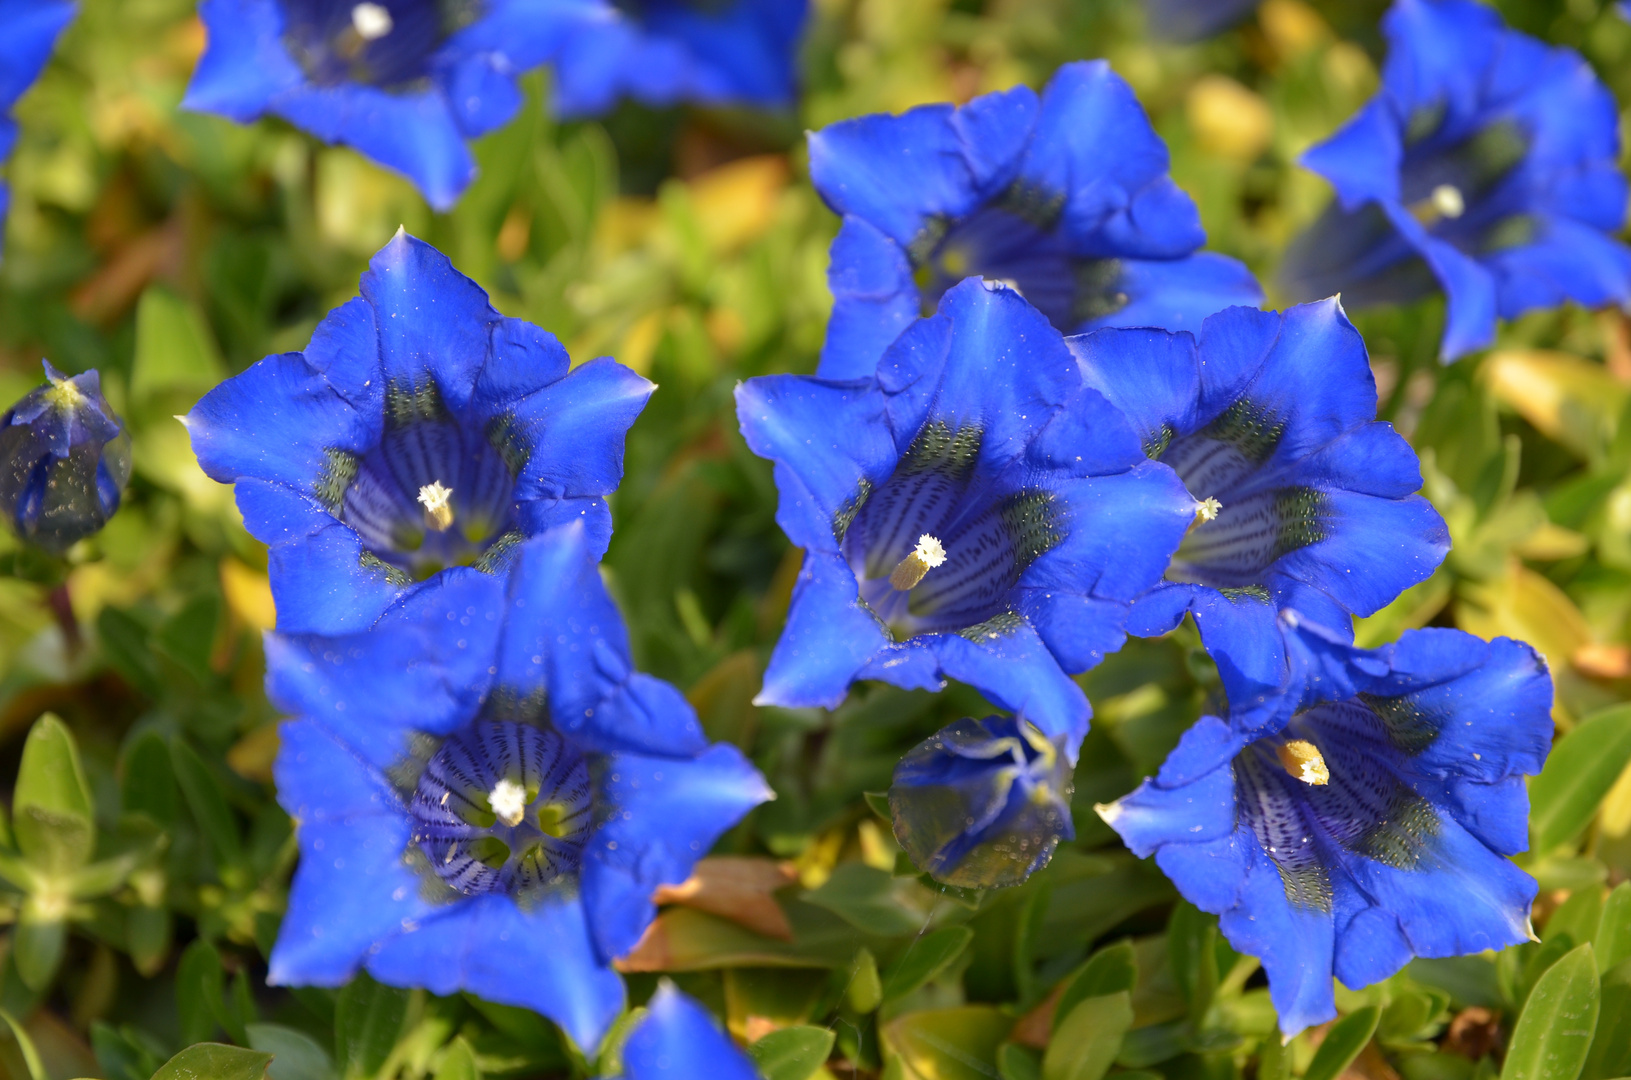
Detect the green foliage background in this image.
<box><xmin>2</xmin><ymin>0</ymin><xmax>1631</xmax><ymax>1077</ymax></box>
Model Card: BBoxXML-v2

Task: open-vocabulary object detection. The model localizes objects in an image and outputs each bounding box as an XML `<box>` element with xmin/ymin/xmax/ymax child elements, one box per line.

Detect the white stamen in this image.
<box><xmin>418</xmin><ymin>481</ymin><xmax>454</xmax><ymax>532</ymax></box>
<box><xmin>1196</xmin><ymin>497</ymin><xmax>1222</xmax><ymax>522</ymax></box>
<box><xmin>489</xmin><ymin>778</ymin><xmax>527</xmax><ymax>827</ymax></box>
<box><xmin>889</xmin><ymin>534</ymin><xmax>946</xmax><ymax>591</ymax></box>
<box><xmin>351</xmin><ymin>2</ymin><xmax>394</xmax><ymax>40</ymax></box>
<box><xmin>1430</xmin><ymin>184</ymin><xmax>1465</xmax><ymax>220</ymax></box>
<box><xmin>1276</xmin><ymin>739</ymin><xmax>1329</xmax><ymax>786</ymax></box>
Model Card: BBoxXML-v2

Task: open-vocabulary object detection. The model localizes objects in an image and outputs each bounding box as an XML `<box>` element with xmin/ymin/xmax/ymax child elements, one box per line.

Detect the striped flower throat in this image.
<box><xmin>408</xmin><ymin>721</ymin><xmax>594</xmax><ymax>898</ymax></box>
<box><xmin>837</xmin><ymin>421</ymin><xmax>1066</xmax><ymax>639</ymax></box>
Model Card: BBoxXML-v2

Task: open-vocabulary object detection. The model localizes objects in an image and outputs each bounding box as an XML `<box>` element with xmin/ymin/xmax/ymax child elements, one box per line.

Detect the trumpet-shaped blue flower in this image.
<box><xmin>890</xmin><ymin>715</ymin><xmax>1074</xmax><ymax>888</ymax></box>
<box><xmin>1</xmin><ymin>0</ymin><xmax>75</xmax><ymax>249</ymax></box>
<box><xmin>1144</xmin><ymin>0</ymin><xmax>1261</xmax><ymax>42</ymax></box>
<box><xmin>737</xmin><ymin>278</ymin><xmax>1199</xmax><ymax>755</ymax></box>
<box><xmin>1101</xmin><ymin>619</ymin><xmax>1551</xmax><ymax>1037</ymax></box>
<box><xmin>0</xmin><ymin>362</ymin><xmax>130</xmax><ymax>553</ymax></box>
<box><xmin>807</xmin><ymin>60</ymin><xmax>1263</xmax><ymax>380</ymax></box>
<box><xmin>616</xmin><ymin>982</ymin><xmax>758</xmax><ymax>1079</ymax></box>
<box><xmin>183</xmin><ymin>0</ymin><xmax>582</xmax><ymax>210</ymax></box>
<box><xmin>1072</xmin><ymin>300</ymin><xmax>1449</xmax><ymax>734</ymax></box>
<box><xmin>185</xmin><ymin>231</ymin><xmax>652</xmax><ymax>635</ymax></box>
<box><xmin>266</xmin><ymin>524</ymin><xmax>773</xmax><ymax>1054</ymax></box>
<box><xmin>543</xmin><ymin>0</ymin><xmax>807</xmax><ymax>118</ymax></box>
<box><xmin>1282</xmin><ymin>0</ymin><xmax>1631</xmax><ymax>361</ymax></box>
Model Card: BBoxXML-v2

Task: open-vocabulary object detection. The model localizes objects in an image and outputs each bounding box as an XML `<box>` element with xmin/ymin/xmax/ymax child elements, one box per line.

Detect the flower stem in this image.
<box><xmin>46</xmin><ymin>581</ymin><xmax>81</xmax><ymax>659</ymax></box>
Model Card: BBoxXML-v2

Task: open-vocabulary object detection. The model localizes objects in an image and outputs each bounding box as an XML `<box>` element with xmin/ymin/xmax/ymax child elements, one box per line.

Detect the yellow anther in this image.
<box><xmin>418</xmin><ymin>481</ymin><xmax>455</xmax><ymax>532</ymax></box>
<box><xmin>1276</xmin><ymin>739</ymin><xmax>1329</xmax><ymax>786</ymax></box>
<box><xmin>1196</xmin><ymin>497</ymin><xmax>1222</xmax><ymax>523</ymax></box>
<box><xmin>1431</xmin><ymin>184</ymin><xmax>1465</xmax><ymax>220</ymax></box>
<box><xmin>889</xmin><ymin>534</ymin><xmax>947</xmax><ymax>591</ymax></box>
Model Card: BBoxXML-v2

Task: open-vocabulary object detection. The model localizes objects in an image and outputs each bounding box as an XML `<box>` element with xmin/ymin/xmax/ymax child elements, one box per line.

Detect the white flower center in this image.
<box><xmin>889</xmin><ymin>534</ymin><xmax>947</xmax><ymax>591</ymax></box>
<box><xmin>351</xmin><ymin>2</ymin><xmax>394</xmax><ymax>41</ymax></box>
<box><xmin>417</xmin><ymin>481</ymin><xmax>455</xmax><ymax>532</ymax></box>
<box><xmin>489</xmin><ymin>778</ymin><xmax>527</xmax><ymax>827</ymax></box>
<box><xmin>1430</xmin><ymin>184</ymin><xmax>1464</xmax><ymax>220</ymax></box>
<box><xmin>1196</xmin><ymin>496</ymin><xmax>1222</xmax><ymax>523</ymax></box>
<box><xmin>1276</xmin><ymin>739</ymin><xmax>1329</xmax><ymax>786</ymax></box>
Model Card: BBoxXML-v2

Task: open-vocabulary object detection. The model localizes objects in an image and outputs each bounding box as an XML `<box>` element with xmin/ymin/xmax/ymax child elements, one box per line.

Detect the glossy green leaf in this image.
<box><xmin>122</xmin><ymin>732</ymin><xmax>181</xmax><ymax>826</ymax></box>
<box><xmin>1042</xmin><ymin>992</ymin><xmax>1133</xmax><ymax>1080</ymax></box>
<box><xmin>432</xmin><ymin>1036</ymin><xmax>480</xmax><ymax>1080</ymax></box>
<box><xmin>177</xmin><ymin>939</ymin><xmax>241</xmax><ymax>1047</ymax></box>
<box><xmin>13</xmin><ymin>713</ymin><xmax>95</xmax><ymax>875</ymax></box>
<box><xmin>335</xmin><ymin>972</ymin><xmax>409</xmax><ymax>1080</ymax></box>
<box><xmin>1598</xmin><ymin>883</ymin><xmax>1631</xmax><ymax>975</ymax></box>
<box><xmin>1503</xmin><ymin>943</ymin><xmax>1599</xmax><ymax>1080</ymax></box>
<box><xmin>169</xmin><ymin>739</ymin><xmax>243</xmax><ymax>867</ymax></box>
<box><xmin>802</xmin><ymin>864</ymin><xmax>924</xmax><ymax>937</ymax></box>
<box><xmin>1530</xmin><ymin>705</ymin><xmax>1631</xmax><ymax>852</ymax></box>
<box><xmin>882</xmin><ymin>926</ymin><xmax>973</xmax><ymax>1001</ymax></box>
<box><xmin>997</xmin><ymin>1042</ymin><xmax>1042</xmax><ymax>1080</ymax></box>
<box><xmin>0</xmin><ymin>1007</ymin><xmax>47</xmax><ymax>1080</ymax></box>
<box><xmin>1583</xmin><ymin>957</ymin><xmax>1631</xmax><ymax>1080</ymax></box>
<box><xmin>247</xmin><ymin>1022</ymin><xmax>336</xmax><ymax>1080</ymax></box>
<box><xmin>883</xmin><ymin>1005</ymin><xmax>1012</xmax><ymax>1080</ymax></box>
<box><xmin>1053</xmin><ymin>940</ymin><xmax>1137</xmax><ymax>1034</ymax></box>
<box><xmin>847</xmin><ymin>948</ymin><xmax>882</xmax><ymax>1014</ymax></box>
<box><xmin>1304</xmin><ymin>1006</ymin><xmax>1380</xmax><ymax>1080</ymax></box>
<box><xmin>748</xmin><ymin>1026</ymin><xmax>835</xmax><ymax>1080</ymax></box>
<box><xmin>11</xmin><ymin>914</ymin><xmax>65</xmax><ymax>993</ymax></box>
<box><xmin>150</xmin><ymin>1043</ymin><xmax>271</xmax><ymax>1080</ymax></box>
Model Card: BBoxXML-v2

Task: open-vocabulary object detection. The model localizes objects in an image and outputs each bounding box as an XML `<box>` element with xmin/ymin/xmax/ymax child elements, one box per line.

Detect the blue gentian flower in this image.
<box><xmin>736</xmin><ymin>277</ymin><xmax>1199</xmax><ymax>757</ymax></box>
<box><xmin>0</xmin><ymin>362</ymin><xmax>130</xmax><ymax>554</ymax></box>
<box><xmin>184</xmin><ymin>231</ymin><xmax>652</xmax><ymax>635</ymax></box>
<box><xmin>265</xmin><ymin>524</ymin><xmax>773</xmax><ymax>1054</ymax></box>
<box><xmin>1144</xmin><ymin>0</ymin><xmax>1261</xmax><ymax>42</ymax></box>
<box><xmin>1282</xmin><ymin>0</ymin><xmax>1631</xmax><ymax>361</ymax></box>
<box><xmin>1099</xmin><ymin>619</ymin><xmax>1551</xmax><ymax>1036</ymax></box>
<box><xmin>1</xmin><ymin>0</ymin><xmax>75</xmax><ymax>248</ymax></box>
<box><xmin>542</xmin><ymin>0</ymin><xmax>807</xmax><ymax>118</ymax></box>
<box><xmin>182</xmin><ymin>0</ymin><xmax>581</xmax><ymax>210</ymax></box>
<box><xmin>890</xmin><ymin>715</ymin><xmax>1074</xmax><ymax>888</ymax></box>
<box><xmin>1071</xmin><ymin>300</ymin><xmax>1450</xmax><ymax>734</ymax></box>
<box><xmin>806</xmin><ymin>60</ymin><xmax>1263</xmax><ymax>380</ymax></box>
<box><xmin>616</xmin><ymin>982</ymin><xmax>758</xmax><ymax>1079</ymax></box>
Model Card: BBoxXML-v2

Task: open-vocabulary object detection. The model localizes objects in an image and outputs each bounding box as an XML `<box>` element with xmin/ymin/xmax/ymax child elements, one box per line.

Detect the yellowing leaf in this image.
<box><xmin>883</xmin><ymin>1006</ymin><xmax>1014</xmax><ymax>1080</ymax></box>
<box><xmin>219</xmin><ymin>558</ymin><xmax>275</xmax><ymax>633</ymax></box>
<box><xmin>1186</xmin><ymin>76</ymin><xmax>1273</xmax><ymax>162</ymax></box>
<box><xmin>689</xmin><ymin>155</ymin><xmax>790</xmax><ymax>253</ymax></box>
<box><xmin>1483</xmin><ymin>349</ymin><xmax>1627</xmax><ymax>460</ymax></box>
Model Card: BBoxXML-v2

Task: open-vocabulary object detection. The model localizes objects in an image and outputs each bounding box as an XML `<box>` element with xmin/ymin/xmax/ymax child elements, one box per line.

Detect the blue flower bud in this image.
<box><xmin>0</xmin><ymin>362</ymin><xmax>131</xmax><ymax>554</ymax></box>
<box><xmin>890</xmin><ymin>715</ymin><xmax>1074</xmax><ymax>890</ymax></box>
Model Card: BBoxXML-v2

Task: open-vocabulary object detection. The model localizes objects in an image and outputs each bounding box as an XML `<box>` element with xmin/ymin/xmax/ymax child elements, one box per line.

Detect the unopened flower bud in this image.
<box><xmin>0</xmin><ymin>362</ymin><xmax>131</xmax><ymax>553</ymax></box>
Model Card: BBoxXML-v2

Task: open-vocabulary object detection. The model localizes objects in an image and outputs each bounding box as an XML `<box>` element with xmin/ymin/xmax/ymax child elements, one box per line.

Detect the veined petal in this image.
<box><xmin>365</xmin><ymin>893</ymin><xmax>625</xmax><ymax>1054</ymax></box>
<box><xmin>818</xmin><ymin>215</ymin><xmax>920</xmax><ymax>381</ymax></box>
<box><xmin>581</xmin><ymin>745</ymin><xmax>773</xmax><ymax>960</ymax></box>
<box><xmin>359</xmin><ymin>232</ymin><xmax>499</xmax><ymax>406</ymax></box>
<box><xmin>503</xmin><ymin>356</ymin><xmax>653</xmax><ymax>502</ymax></box>
<box><xmin>926</xmin><ymin>617</ymin><xmax>1090</xmax><ymax>749</ymax></box>
<box><xmin>623</xmin><ymin>984</ymin><xmax>758</xmax><ymax>1080</ymax></box>
<box><xmin>1086</xmin><ymin>252</ymin><xmax>1264</xmax><ymax>337</ymax></box>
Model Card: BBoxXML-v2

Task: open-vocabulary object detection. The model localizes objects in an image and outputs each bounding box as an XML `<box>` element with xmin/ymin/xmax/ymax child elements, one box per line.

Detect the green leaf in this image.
<box><xmin>150</xmin><ymin>1043</ymin><xmax>271</xmax><ymax>1080</ymax></box>
<box><xmin>170</xmin><ymin>739</ymin><xmax>243</xmax><ymax>867</ymax></box>
<box><xmin>131</xmin><ymin>286</ymin><xmax>227</xmax><ymax>404</ymax></box>
<box><xmin>1597</xmin><ymin>883</ymin><xmax>1631</xmax><ymax>975</ymax></box>
<box><xmin>1053</xmin><ymin>941</ymin><xmax>1137</xmax><ymax>1035</ymax></box>
<box><xmin>177</xmin><ymin>940</ymin><xmax>242</xmax><ymax>1046</ymax></box>
<box><xmin>247</xmin><ymin>1022</ymin><xmax>336</xmax><ymax>1080</ymax></box>
<box><xmin>882</xmin><ymin>926</ymin><xmax>973</xmax><ymax>1002</ymax></box>
<box><xmin>882</xmin><ymin>1005</ymin><xmax>1013</xmax><ymax>1080</ymax></box>
<box><xmin>1583</xmin><ymin>957</ymin><xmax>1631</xmax><ymax>1080</ymax></box>
<box><xmin>154</xmin><ymin>595</ymin><xmax>222</xmax><ymax>686</ymax></box>
<box><xmin>1042</xmin><ymin>992</ymin><xmax>1133</xmax><ymax>1080</ymax></box>
<box><xmin>1530</xmin><ymin>705</ymin><xmax>1631</xmax><ymax>852</ymax></box>
<box><xmin>11</xmin><ymin>913</ymin><xmax>65</xmax><ymax>992</ymax></box>
<box><xmin>1549</xmin><ymin>888</ymin><xmax>1606</xmax><ymax>948</ymax></box>
<box><xmin>997</xmin><ymin>1042</ymin><xmax>1042</xmax><ymax>1080</ymax></box>
<box><xmin>99</xmin><ymin>608</ymin><xmax>163</xmax><ymax>699</ymax></box>
<box><xmin>1015</xmin><ymin>881</ymin><xmax>1053</xmax><ymax>1004</ymax></box>
<box><xmin>0</xmin><ymin>1006</ymin><xmax>47</xmax><ymax>1080</ymax></box>
<box><xmin>801</xmin><ymin>864</ymin><xmax>924</xmax><ymax>937</ymax></box>
<box><xmin>432</xmin><ymin>1037</ymin><xmax>480</xmax><ymax>1080</ymax></box>
<box><xmin>863</xmin><ymin>792</ymin><xmax>891</xmax><ymax>821</ymax></box>
<box><xmin>1166</xmin><ymin>901</ymin><xmax>1219</xmax><ymax>1025</ymax></box>
<box><xmin>122</xmin><ymin>732</ymin><xmax>181</xmax><ymax>826</ymax></box>
<box><xmin>1503</xmin><ymin>943</ymin><xmax>1599</xmax><ymax>1080</ymax></box>
<box><xmin>13</xmin><ymin>713</ymin><xmax>96</xmax><ymax>875</ymax></box>
<box><xmin>1258</xmin><ymin>1029</ymin><xmax>1290</xmax><ymax>1080</ymax></box>
<box><xmin>1304</xmin><ymin>1006</ymin><xmax>1380</xmax><ymax>1080</ymax></box>
<box><xmin>748</xmin><ymin>1026</ymin><xmax>835</xmax><ymax>1080</ymax></box>
<box><xmin>847</xmin><ymin>948</ymin><xmax>882</xmax><ymax>1014</ymax></box>
<box><xmin>335</xmin><ymin>971</ymin><xmax>410</xmax><ymax>1080</ymax></box>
